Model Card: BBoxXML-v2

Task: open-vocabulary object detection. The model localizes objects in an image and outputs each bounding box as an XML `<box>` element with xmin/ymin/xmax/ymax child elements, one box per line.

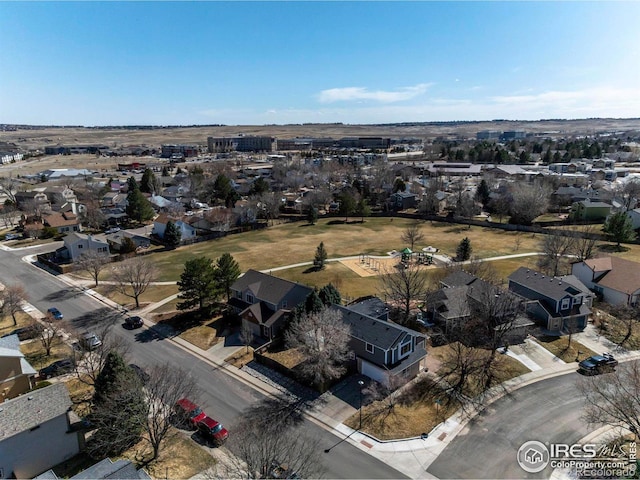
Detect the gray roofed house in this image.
<box><xmin>345</xmin><ymin>296</ymin><xmax>390</xmax><ymax>321</ymax></box>
<box><xmin>0</xmin><ymin>383</ymin><xmax>81</xmax><ymax>478</ymax></box>
<box><xmin>71</xmin><ymin>458</ymin><xmax>151</xmax><ymax>479</ymax></box>
<box><xmin>439</xmin><ymin>270</ymin><xmax>478</xmax><ymax>288</ymax></box>
<box><xmin>508</xmin><ymin>267</ymin><xmax>592</xmax><ymax>334</ymax></box>
<box><xmin>230</xmin><ymin>270</ymin><xmax>313</xmax><ymax>341</ymax></box>
<box><xmin>331</xmin><ymin>305</ymin><xmax>427</xmax><ymax>387</ymax></box>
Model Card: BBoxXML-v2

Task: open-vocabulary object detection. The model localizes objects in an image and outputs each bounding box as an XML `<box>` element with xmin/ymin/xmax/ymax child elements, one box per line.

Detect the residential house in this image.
<box><xmin>43</xmin><ymin>186</ymin><xmax>78</xmax><ymax>207</ymax></box>
<box><xmin>229</xmin><ymin>270</ymin><xmax>312</xmax><ymax>341</ymax></box>
<box><xmin>42</xmin><ymin>211</ymin><xmax>82</xmax><ymax>234</ymax></box>
<box><xmin>572</xmin><ymin>256</ymin><xmax>640</xmax><ymax>306</ymax></box>
<box><xmin>389</xmin><ymin>191</ymin><xmax>417</xmax><ymax>211</ymax></box>
<box><xmin>570</xmin><ymin>199</ymin><xmax>612</xmax><ymax>221</ymax></box>
<box><xmin>101</xmin><ymin>191</ymin><xmax>128</xmax><ymax>210</ymax></box>
<box><xmin>152</xmin><ymin>214</ymin><xmax>197</xmax><ymax>242</ymax></box>
<box><xmin>508</xmin><ymin>267</ymin><xmax>592</xmax><ymax>334</ymax></box>
<box><xmin>0</xmin><ymin>383</ymin><xmax>81</xmax><ymax>479</ymax></box>
<box><xmin>0</xmin><ymin>334</ymin><xmax>37</xmax><ymax>401</ymax></box>
<box><xmin>333</xmin><ymin>305</ymin><xmax>427</xmax><ymax>387</ymax></box>
<box><xmin>61</xmin><ymin>232</ymin><xmax>110</xmax><ymax>261</ymax></box>
<box><xmin>106</xmin><ymin>231</ymin><xmax>150</xmax><ymax>252</ymax></box>
<box><xmin>345</xmin><ymin>296</ymin><xmax>390</xmax><ymax>321</ymax></box>
<box><xmin>15</xmin><ymin>190</ymin><xmax>51</xmax><ymax>213</ymax></box>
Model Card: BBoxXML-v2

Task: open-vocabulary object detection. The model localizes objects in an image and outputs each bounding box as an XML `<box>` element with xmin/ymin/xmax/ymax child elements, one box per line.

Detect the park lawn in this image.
<box><xmin>533</xmin><ymin>336</ymin><xmax>597</xmax><ymax>363</ymax></box>
<box><xmin>93</xmin><ymin>284</ymin><xmax>178</xmax><ymax>309</ymax></box>
<box><xmin>141</xmin><ymin>218</ymin><xmax>544</xmax><ymax>281</ymax></box>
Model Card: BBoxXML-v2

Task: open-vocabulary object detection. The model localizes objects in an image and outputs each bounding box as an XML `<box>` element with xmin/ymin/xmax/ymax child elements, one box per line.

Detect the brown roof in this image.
<box><xmin>586</xmin><ymin>256</ymin><xmax>640</xmax><ymax>295</ymax></box>
<box><xmin>43</xmin><ymin>211</ymin><xmax>80</xmax><ymax>228</ymax></box>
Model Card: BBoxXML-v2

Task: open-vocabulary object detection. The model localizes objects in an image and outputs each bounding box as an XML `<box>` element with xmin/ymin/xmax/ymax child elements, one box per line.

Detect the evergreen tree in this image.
<box><xmin>354</xmin><ymin>198</ymin><xmax>371</xmax><ymax>222</ymax></box>
<box><xmin>456</xmin><ymin>237</ymin><xmax>472</xmax><ymax>261</ymax></box>
<box><xmin>393</xmin><ymin>178</ymin><xmax>406</xmax><ymax>193</ymax></box>
<box><xmin>126</xmin><ymin>188</ymin><xmax>155</xmax><ymax>223</ymax></box>
<box><xmin>475</xmin><ymin>179</ymin><xmax>491</xmax><ymax>208</ymax></box>
<box><xmin>164</xmin><ymin>220</ymin><xmax>182</xmax><ymax>249</ymax></box>
<box><xmin>127</xmin><ymin>176</ymin><xmax>139</xmax><ymax>192</ymax></box>
<box><xmin>161</xmin><ymin>165</ymin><xmax>169</xmax><ymax>176</ymax></box>
<box><xmin>319</xmin><ymin>283</ymin><xmax>341</xmax><ymax>306</ymax></box>
<box><xmin>119</xmin><ymin>236</ymin><xmax>137</xmax><ymax>254</ymax></box>
<box><xmin>249</xmin><ymin>177</ymin><xmax>270</xmax><ymax>196</ymax></box>
<box><xmin>603</xmin><ymin>212</ymin><xmax>637</xmax><ymax>248</ymax></box>
<box><xmin>90</xmin><ymin>351</ymin><xmax>146</xmax><ymax>457</ymax></box>
<box><xmin>214</xmin><ymin>253</ymin><xmax>241</xmax><ymax>301</ymax></box>
<box><xmin>307</xmin><ymin>206</ymin><xmax>318</xmax><ymax>225</ymax></box>
<box><xmin>177</xmin><ymin>256</ymin><xmax>218</xmax><ymax>310</ymax></box>
<box><xmin>304</xmin><ymin>289</ymin><xmax>324</xmax><ymax>315</ymax></box>
<box><xmin>337</xmin><ymin>191</ymin><xmax>356</xmax><ymax>222</ymax></box>
<box><xmin>314</xmin><ymin>242</ymin><xmax>328</xmax><ymax>270</ymax></box>
<box><xmin>140</xmin><ymin>168</ymin><xmax>158</xmax><ymax>194</ymax></box>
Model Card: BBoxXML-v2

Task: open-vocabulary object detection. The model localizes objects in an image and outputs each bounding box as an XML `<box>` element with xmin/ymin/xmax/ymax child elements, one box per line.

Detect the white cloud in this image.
<box><xmin>317</xmin><ymin>83</ymin><xmax>432</xmax><ymax>104</ymax></box>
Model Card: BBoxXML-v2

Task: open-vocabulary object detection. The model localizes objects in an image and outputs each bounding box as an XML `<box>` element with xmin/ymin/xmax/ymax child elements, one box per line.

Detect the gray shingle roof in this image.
<box><xmin>231</xmin><ymin>270</ymin><xmax>312</xmax><ymax>307</ymax></box>
<box><xmin>0</xmin><ymin>383</ymin><xmax>72</xmax><ymax>441</ymax></box>
<box><xmin>345</xmin><ymin>296</ymin><xmax>389</xmax><ymax>319</ymax></box>
<box><xmin>508</xmin><ymin>267</ymin><xmax>581</xmax><ymax>301</ymax></box>
<box><xmin>72</xmin><ymin>458</ymin><xmax>151</xmax><ymax>479</ymax></box>
<box><xmin>332</xmin><ymin>305</ymin><xmax>423</xmax><ymax>350</ymax></box>
<box><xmin>440</xmin><ymin>270</ymin><xmax>478</xmax><ymax>288</ymax></box>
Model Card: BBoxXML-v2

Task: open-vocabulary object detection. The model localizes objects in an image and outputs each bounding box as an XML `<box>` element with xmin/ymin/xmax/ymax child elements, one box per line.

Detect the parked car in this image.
<box><xmin>46</xmin><ymin>307</ymin><xmax>63</xmax><ymax>321</ymax></box>
<box><xmin>175</xmin><ymin>398</ymin><xmax>207</xmax><ymax>428</ymax></box>
<box><xmin>124</xmin><ymin>315</ymin><xmax>144</xmax><ymax>329</ymax></box>
<box><xmin>4</xmin><ymin>233</ymin><xmax>21</xmax><ymax>241</ymax></box>
<box><xmin>39</xmin><ymin>358</ymin><xmax>75</xmax><ymax>379</ymax></box>
<box><xmin>79</xmin><ymin>332</ymin><xmax>102</xmax><ymax>351</ymax></box>
<box><xmin>104</xmin><ymin>226</ymin><xmax>121</xmax><ymax>234</ymax></box>
<box><xmin>578</xmin><ymin>353</ymin><xmax>618</xmax><ymax>375</ymax></box>
<box><xmin>196</xmin><ymin>416</ymin><xmax>229</xmax><ymax>446</ymax></box>
<box><xmin>2</xmin><ymin>323</ymin><xmax>44</xmax><ymax>341</ymax></box>
<box><xmin>129</xmin><ymin>363</ymin><xmax>150</xmax><ymax>384</ymax></box>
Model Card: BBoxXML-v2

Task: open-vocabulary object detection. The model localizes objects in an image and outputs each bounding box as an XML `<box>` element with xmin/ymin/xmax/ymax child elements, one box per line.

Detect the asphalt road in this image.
<box><xmin>427</xmin><ymin>373</ymin><xmax>593</xmax><ymax>479</ymax></box>
<box><xmin>2</xmin><ymin>244</ymin><xmax>406</xmax><ymax>479</ymax></box>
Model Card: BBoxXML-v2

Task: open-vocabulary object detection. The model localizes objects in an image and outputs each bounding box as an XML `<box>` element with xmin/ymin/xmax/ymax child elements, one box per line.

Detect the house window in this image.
<box><xmin>246</xmin><ymin>293</ymin><xmax>254</xmax><ymax>303</ymax></box>
<box><xmin>281</xmin><ymin>300</ymin><xmax>287</xmax><ymax>308</ymax></box>
<box><xmin>573</xmin><ymin>296</ymin><xmax>582</xmax><ymax>306</ymax></box>
<box><xmin>78</xmin><ymin>244</ymin><xmax>83</xmax><ymax>249</ymax></box>
<box><xmin>400</xmin><ymin>342</ymin><xmax>411</xmax><ymax>357</ymax></box>
<box><xmin>365</xmin><ymin>342</ymin><xmax>374</xmax><ymax>354</ymax></box>
<box><xmin>561</xmin><ymin>298</ymin><xmax>570</xmax><ymax>310</ymax></box>
<box><xmin>235</xmin><ymin>291</ymin><xmax>242</xmax><ymax>299</ymax></box>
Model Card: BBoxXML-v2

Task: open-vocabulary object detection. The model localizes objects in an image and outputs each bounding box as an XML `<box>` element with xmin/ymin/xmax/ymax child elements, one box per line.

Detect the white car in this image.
<box><xmin>80</xmin><ymin>333</ymin><xmax>102</xmax><ymax>351</ymax></box>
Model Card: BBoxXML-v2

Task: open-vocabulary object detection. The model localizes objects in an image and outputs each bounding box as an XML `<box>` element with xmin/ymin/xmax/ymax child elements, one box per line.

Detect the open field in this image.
<box><xmin>4</xmin><ymin>119</ymin><xmax>640</xmax><ymax>152</ymax></box>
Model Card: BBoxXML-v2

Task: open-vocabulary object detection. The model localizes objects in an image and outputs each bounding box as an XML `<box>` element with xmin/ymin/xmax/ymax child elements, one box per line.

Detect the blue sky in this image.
<box><xmin>1</xmin><ymin>1</ymin><xmax>639</xmax><ymax>126</ymax></box>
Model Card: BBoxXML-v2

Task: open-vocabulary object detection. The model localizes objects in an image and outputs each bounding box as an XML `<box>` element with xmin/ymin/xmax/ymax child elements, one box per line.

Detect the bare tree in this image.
<box><xmin>610</xmin><ymin>304</ymin><xmax>640</xmax><ymax>348</ymax></box>
<box><xmin>217</xmin><ymin>395</ymin><xmax>324</xmax><ymax>479</ymax></box>
<box><xmin>570</xmin><ymin>224</ymin><xmax>599</xmax><ymax>262</ymax></box>
<box><xmin>400</xmin><ymin>220</ymin><xmax>425</xmax><ymax>251</ymax></box>
<box><xmin>3</xmin><ymin>284</ymin><xmax>27</xmax><ymax>326</ymax></box>
<box><xmin>143</xmin><ymin>364</ymin><xmax>199</xmax><ymax>461</ymax></box>
<box><xmin>239</xmin><ymin>321</ymin><xmax>254</xmax><ymax>353</ymax></box>
<box><xmin>285</xmin><ymin>307</ymin><xmax>352</xmax><ymax>390</ymax></box>
<box><xmin>379</xmin><ymin>262</ymin><xmax>429</xmax><ymax>323</ymax></box>
<box><xmin>509</xmin><ymin>182</ymin><xmax>551</xmax><ymax>225</ymax></box>
<box><xmin>73</xmin><ymin>324</ymin><xmax>131</xmax><ymax>387</ymax></box>
<box><xmin>0</xmin><ymin>204</ymin><xmax>18</xmax><ymax>228</ymax></box>
<box><xmin>75</xmin><ymin>250</ymin><xmax>111</xmax><ymax>287</ymax></box>
<box><xmin>0</xmin><ymin>176</ymin><xmax>19</xmax><ymax>205</ymax></box>
<box><xmin>112</xmin><ymin>257</ymin><xmax>157</xmax><ymax>308</ymax></box>
<box><xmin>39</xmin><ymin>321</ymin><xmax>62</xmax><ymax>356</ymax></box>
<box><xmin>538</xmin><ymin>231</ymin><xmax>575</xmax><ymax>276</ymax></box>
<box><xmin>436</xmin><ymin>340</ymin><xmax>486</xmax><ymax>412</ymax></box>
<box><xmin>578</xmin><ymin>361</ymin><xmax>640</xmax><ymax>437</ymax></box>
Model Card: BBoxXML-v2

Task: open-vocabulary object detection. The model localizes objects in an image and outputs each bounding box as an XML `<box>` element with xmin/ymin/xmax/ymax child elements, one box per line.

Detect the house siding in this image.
<box><xmin>0</xmin><ymin>415</ymin><xmax>80</xmax><ymax>479</ymax></box>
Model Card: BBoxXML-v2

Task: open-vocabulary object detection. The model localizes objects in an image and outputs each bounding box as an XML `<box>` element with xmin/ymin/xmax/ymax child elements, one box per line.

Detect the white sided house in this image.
<box><xmin>152</xmin><ymin>214</ymin><xmax>197</xmax><ymax>242</ymax></box>
<box><xmin>572</xmin><ymin>256</ymin><xmax>640</xmax><ymax>306</ymax></box>
<box><xmin>0</xmin><ymin>383</ymin><xmax>81</xmax><ymax>478</ymax></box>
<box><xmin>62</xmin><ymin>232</ymin><xmax>110</xmax><ymax>261</ymax></box>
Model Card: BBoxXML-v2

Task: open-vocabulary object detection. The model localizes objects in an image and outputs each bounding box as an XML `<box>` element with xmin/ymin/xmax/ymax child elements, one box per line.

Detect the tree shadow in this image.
<box><xmin>598</xmin><ymin>244</ymin><xmax>629</xmax><ymax>253</ymax></box>
<box><xmin>68</xmin><ymin>307</ymin><xmax>122</xmax><ymax>331</ymax></box>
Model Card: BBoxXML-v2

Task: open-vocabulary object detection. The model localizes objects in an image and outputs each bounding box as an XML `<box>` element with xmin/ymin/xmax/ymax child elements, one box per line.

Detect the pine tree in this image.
<box><xmin>126</xmin><ymin>188</ymin><xmax>155</xmax><ymax>223</ymax></box>
<box><xmin>456</xmin><ymin>237</ymin><xmax>472</xmax><ymax>261</ymax></box>
<box><xmin>164</xmin><ymin>220</ymin><xmax>182</xmax><ymax>249</ymax></box>
<box><xmin>475</xmin><ymin>179</ymin><xmax>491</xmax><ymax>208</ymax></box>
<box><xmin>314</xmin><ymin>242</ymin><xmax>328</xmax><ymax>270</ymax></box>
<box><xmin>214</xmin><ymin>253</ymin><xmax>241</xmax><ymax>301</ymax></box>
<box><xmin>307</xmin><ymin>206</ymin><xmax>318</xmax><ymax>225</ymax></box>
<box><xmin>319</xmin><ymin>283</ymin><xmax>341</xmax><ymax>306</ymax></box>
<box><xmin>603</xmin><ymin>212</ymin><xmax>637</xmax><ymax>248</ymax></box>
<box><xmin>304</xmin><ymin>289</ymin><xmax>324</xmax><ymax>314</ymax></box>
<box><xmin>177</xmin><ymin>256</ymin><xmax>218</xmax><ymax>310</ymax></box>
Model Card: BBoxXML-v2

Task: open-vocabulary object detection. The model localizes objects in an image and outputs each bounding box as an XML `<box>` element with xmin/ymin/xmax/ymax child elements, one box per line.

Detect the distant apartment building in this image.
<box><xmin>44</xmin><ymin>145</ymin><xmax>108</xmax><ymax>155</ymax></box>
<box><xmin>500</xmin><ymin>131</ymin><xmax>527</xmax><ymax>141</ymax></box>
<box><xmin>337</xmin><ymin>137</ymin><xmax>391</xmax><ymax>149</ymax></box>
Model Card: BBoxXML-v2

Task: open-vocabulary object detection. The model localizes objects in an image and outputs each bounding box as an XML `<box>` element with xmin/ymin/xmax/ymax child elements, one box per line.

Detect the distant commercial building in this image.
<box><xmin>500</xmin><ymin>131</ymin><xmax>527</xmax><ymax>141</ymax></box>
<box><xmin>476</xmin><ymin>130</ymin><xmax>501</xmax><ymax>141</ymax></box>
<box><xmin>44</xmin><ymin>145</ymin><xmax>108</xmax><ymax>155</ymax></box>
<box><xmin>337</xmin><ymin>137</ymin><xmax>391</xmax><ymax>149</ymax></box>
<box><xmin>207</xmin><ymin>136</ymin><xmax>273</xmax><ymax>153</ymax></box>
<box><xmin>160</xmin><ymin>144</ymin><xmax>200</xmax><ymax>158</ymax></box>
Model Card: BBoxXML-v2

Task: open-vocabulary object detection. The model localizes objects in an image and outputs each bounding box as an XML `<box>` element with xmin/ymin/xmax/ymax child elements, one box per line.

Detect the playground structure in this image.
<box><xmin>359</xmin><ymin>253</ymin><xmax>382</xmax><ymax>272</ymax></box>
<box><xmin>399</xmin><ymin>248</ymin><xmax>434</xmax><ymax>267</ymax></box>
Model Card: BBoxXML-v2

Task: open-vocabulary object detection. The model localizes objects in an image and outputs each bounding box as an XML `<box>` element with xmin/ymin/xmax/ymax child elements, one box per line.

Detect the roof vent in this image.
<box><xmin>27</xmin><ymin>396</ymin><xmax>33</xmax><ymax>400</ymax></box>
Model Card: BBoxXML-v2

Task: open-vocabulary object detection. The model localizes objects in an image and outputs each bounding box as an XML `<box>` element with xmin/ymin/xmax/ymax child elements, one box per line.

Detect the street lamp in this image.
<box><xmin>358</xmin><ymin>380</ymin><xmax>365</xmax><ymax>430</ymax></box>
